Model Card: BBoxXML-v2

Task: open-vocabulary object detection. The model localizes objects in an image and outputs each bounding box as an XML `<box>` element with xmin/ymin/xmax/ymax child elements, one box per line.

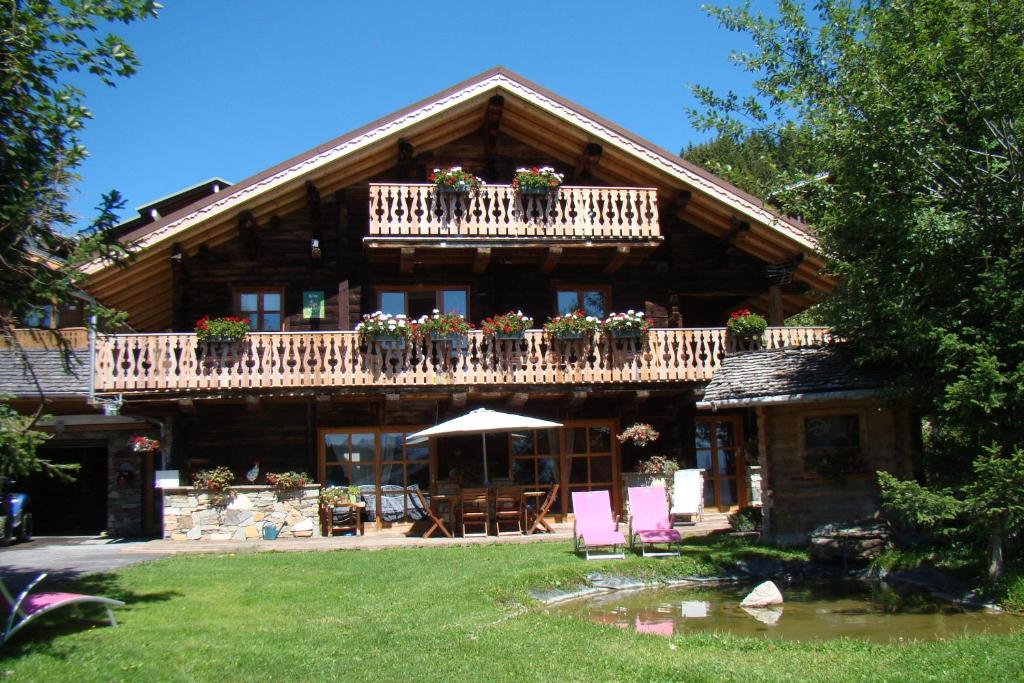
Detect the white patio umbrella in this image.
<box><xmin>406</xmin><ymin>408</ymin><xmax>562</xmax><ymax>485</ymax></box>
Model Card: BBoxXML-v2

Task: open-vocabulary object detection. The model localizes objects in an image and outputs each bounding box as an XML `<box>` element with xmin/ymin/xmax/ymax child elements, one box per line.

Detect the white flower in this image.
<box><xmin>627</xmin><ymin>309</ymin><xmax>635</xmax><ymax>315</ymax></box>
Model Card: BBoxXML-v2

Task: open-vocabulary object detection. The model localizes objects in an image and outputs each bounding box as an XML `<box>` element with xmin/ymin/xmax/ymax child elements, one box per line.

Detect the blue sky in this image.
<box><xmin>67</xmin><ymin>1</ymin><xmax>769</xmax><ymax>230</ymax></box>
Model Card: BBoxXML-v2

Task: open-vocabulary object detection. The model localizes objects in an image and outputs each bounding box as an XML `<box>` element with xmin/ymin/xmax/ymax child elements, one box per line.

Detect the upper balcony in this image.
<box><xmin>92</xmin><ymin>327</ymin><xmax>831</xmax><ymax>395</ymax></box>
<box><xmin>365</xmin><ymin>184</ymin><xmax>661</xmax><ymax>270</ymax></box>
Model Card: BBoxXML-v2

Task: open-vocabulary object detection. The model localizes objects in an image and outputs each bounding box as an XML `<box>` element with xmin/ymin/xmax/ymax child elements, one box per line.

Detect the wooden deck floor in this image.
<box><xmin>122</xmin><ymin>514</ymin><xmax>731</xmax><ymax>556</ymax></box>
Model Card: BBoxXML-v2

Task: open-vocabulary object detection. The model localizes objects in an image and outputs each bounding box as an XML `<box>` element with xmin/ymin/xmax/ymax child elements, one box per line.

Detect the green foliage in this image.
<box><xmin>726</xmin><ymin>308</ymin><xmax>767</xmax><ymax>336</ymax></box>
<box><xmin>0</xmin><ymin>0</ymin><xmax>156</xmax><ymax>481</ymax></box>
<box><xmin>264</xmin><ymin>471</ymin><xmax>309</xmax><ymax>491</ymax></box>
<box><xmin>194</xmin><ymin>315</ymin><xmax>249</xmax><ymax>343</ymax></box>
<box><xmin>728</xmin><ymin>505</ymin><xmax>763</xmax><ymax>532</ymax></box>
<box><xmin>192</xmin><ymin>466</ymin><xmax>234</xmax><ymax>497</ymax></box>
<box><xmin>694</xmin><ymin>0</ymin><xmax>1024</xmax><ymax>579</ymax></box>
<box><xmin>0</xmin><ymin>400</ymin><xmax>78</xmax><ymax>481</ymax></box>
<box><xmin>543</xmin><ymin>310</ymin><xmax>600</xmax><ymax>338</ymax></box>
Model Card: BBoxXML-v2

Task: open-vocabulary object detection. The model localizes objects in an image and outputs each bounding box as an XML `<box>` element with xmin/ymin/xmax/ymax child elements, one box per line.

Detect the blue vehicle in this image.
<box><xmin>0</xmin><ymin>478</ymin><xmax>32</xmax><ymax>543</ymax></box>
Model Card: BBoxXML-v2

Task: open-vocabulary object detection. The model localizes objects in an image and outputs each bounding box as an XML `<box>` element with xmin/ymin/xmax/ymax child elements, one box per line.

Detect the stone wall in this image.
<box><xmin>162</xmin><ymin>485</ymin><xmax>321</xmax><ymax>541</ymax></box>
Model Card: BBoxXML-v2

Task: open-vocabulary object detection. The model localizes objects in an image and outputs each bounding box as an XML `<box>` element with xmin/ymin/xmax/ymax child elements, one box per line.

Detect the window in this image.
<box><xmin>510</xmin><ymin>429</ymin><xmax>560</xmax><ymax>487</ymax></box>
<box><xmin>237</xmin><ymin>289</ymin><xmax>283</xmax><ymax>331</ymax></box>
<box><xmin>802</xmin><ymin>413</ymin><xmax>864</xmax><ymax>477</ymax></box>
<box><xmin>21</xmin><ymin>304</ymin><xmax>54</xmax><ymax>329</ymax></box>
<box><xmin>379</xmin><ymin>287</ymin><xmax>468</xmax><ymax>319</ymax></box>
<box><xmin>555</xmin><ymin>287</ymin><xmax>609</xmax><ymax>318</ymax></box>
<box><xmin>565</xmin><ymin>423</ymin><xmax>615</xmax><ymax>511</ymax></box>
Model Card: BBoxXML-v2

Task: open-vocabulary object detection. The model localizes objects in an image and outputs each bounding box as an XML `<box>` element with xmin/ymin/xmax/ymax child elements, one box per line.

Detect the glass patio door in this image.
<box><xmin>694</xmin><ymin>416</ymin><xmax>745</xmax><ymax>511</ymax></box>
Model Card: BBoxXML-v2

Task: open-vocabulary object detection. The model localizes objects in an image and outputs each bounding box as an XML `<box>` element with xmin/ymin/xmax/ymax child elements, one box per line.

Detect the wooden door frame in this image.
<box><xmin>695</xmin><ymin>414</ymin><xmax>746</xmax><ymax>511</ymax></box>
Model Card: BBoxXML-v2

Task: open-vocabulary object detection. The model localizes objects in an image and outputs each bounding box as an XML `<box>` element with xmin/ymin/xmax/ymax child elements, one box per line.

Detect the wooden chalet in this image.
<box><xmin>5</xmin><ymin>68</ymin><xmax>916</xmax><ymax>542</ymax></box>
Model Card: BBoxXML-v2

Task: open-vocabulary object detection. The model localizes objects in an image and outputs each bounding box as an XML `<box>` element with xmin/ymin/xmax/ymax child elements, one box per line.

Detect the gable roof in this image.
<box><xmin>84</xmin><ymin>67</ymin><xmax>830</xmax><ymax>329</ymax></box>
<box><xmin>697</xmin><ymin>347</ymin><xmax>884</xmax><ymax>409</ymax></box>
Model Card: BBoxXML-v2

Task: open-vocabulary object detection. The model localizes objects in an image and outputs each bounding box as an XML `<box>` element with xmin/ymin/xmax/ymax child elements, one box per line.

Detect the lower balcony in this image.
<box><xmin>92</xmin><ymin>327</ymin><xmax>831</xmax><ymax>395</ymax></box>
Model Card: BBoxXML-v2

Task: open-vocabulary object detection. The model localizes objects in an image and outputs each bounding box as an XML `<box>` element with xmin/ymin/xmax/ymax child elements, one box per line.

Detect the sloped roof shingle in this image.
<box><xmin>0</xmin><ymin>349</ymin><xmax>90</xmax><ymax>397</ymax></box>
<box><xmin>699</xmin><ymin>347</ymin><xmax>884</xmax><ymax>407</ymax></box>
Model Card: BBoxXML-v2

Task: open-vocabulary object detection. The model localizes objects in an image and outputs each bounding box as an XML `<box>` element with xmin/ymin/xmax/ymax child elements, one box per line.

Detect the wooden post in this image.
<box><xmin>767</xmin><ymin>285</ymin><xmax>784</xmax><ymax>326</ymax></box>
<box><xmin>756</xmin><ymin>406</ymin><xmax>771</xmax><ymax>540</ymax></box>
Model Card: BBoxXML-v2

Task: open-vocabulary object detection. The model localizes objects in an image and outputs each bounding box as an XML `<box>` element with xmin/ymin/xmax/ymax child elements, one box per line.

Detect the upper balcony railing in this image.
<box><xmin>367</xmin><ymin>184</ymin><xmax>660</xmax><ymax>240</ymax></box>
<box><xmin>93</xmin><ymin>327</ymin><xmax>831</xmax><ymax>394</ymax></box>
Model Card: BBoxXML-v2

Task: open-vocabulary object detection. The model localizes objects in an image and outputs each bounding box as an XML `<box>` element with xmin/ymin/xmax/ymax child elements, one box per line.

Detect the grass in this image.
<box><xmin>3</xmin><ymin>538</ymin><xmax>1022</xmax><ymax>682</ymax></box>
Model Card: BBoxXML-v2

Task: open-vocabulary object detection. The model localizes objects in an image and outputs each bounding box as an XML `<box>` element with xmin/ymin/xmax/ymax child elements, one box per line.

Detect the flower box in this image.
<box><xmin>437</xmin><ymin>181</ymin><xmax>475</xmax><ymax>194</ymax></box>
<box><xmin>609</xmin><ymin>329</ymin><xmax>643</xmax><ymax>339</ymax></box>
<box><xmin>492</xmin><ymin>332</ymin><xmax>526</xmax><ymax>340</ymax></box>
<box><xmin>518</xmin><ymin>186</ymin><xmax>553</xmax><ymax>196</ymax></box>
<box><xmin>428</xmin><ymin>332</ymin><xmax>465</xmax><ymax>343</ymax></box>
<box><xmin>369</xmin><ymin>335</ymin><xmax>407</xmax><ymax>350</ymax></box>
<box><xmin>511</xmin><ymin>166</ymin><xmax>564</xmax><ymax>193</ymax></box>
<box><xmin>551</xmin><ymin>331</ymin><xmax>586</xmax><ymax>341</ymax></box>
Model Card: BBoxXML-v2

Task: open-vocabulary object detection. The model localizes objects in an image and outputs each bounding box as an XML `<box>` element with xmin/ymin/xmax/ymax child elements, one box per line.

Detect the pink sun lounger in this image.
<box><xmin>627</xmin><ymin>486</ymin><xmax>683</xmax><ymax>557</ymax></box>
<box><xmin>1</xmin><ymin>573</ymin><xmax>124</xmax><ymax>646</ymax></box>
<box><xmin>572</xmin><ymin>490</ymin><xmax>626</xmax><ymax>560</ymax></box>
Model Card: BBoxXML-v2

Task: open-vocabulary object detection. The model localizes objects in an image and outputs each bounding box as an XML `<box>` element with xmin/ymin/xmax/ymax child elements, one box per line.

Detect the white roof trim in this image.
<box><xmin>85</xmin><ymin>72</ymin><xmax>816</xmax><ymax>275</ymax></box>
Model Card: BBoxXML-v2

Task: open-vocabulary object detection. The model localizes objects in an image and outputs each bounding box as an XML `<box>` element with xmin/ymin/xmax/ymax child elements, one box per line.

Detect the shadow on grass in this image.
<box><xmin>0</xmin><ymin>571</ymin><xmax>182</xmax><ymax>659</ymax></box>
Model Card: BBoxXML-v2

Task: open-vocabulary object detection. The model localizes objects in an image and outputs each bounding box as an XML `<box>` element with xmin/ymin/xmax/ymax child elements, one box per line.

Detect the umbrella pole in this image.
<box><xmin>481</xmin><ymin>433</ymin><xmax>489</xmax><ymax>486</ymax></box>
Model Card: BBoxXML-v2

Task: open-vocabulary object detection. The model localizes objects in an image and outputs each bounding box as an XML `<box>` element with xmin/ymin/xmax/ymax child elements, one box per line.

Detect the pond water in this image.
<box><xmin>554</xmin><ymin>581</ymin><xmax>1020</xmax><ymax>643</ymax></box>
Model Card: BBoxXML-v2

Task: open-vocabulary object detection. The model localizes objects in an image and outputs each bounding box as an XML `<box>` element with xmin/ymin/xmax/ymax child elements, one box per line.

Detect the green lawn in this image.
<box><xmin>4</xmin><ymin>539</ymin><xmax>1022</xmax><ymax>682</ymax></box>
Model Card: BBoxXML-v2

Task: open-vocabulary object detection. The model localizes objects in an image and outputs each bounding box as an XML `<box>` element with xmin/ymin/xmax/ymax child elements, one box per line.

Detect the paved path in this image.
<box><xmin>0</xmin><ymin>537</ymin><xmax>172</xmax><ymax>592</ymax></box>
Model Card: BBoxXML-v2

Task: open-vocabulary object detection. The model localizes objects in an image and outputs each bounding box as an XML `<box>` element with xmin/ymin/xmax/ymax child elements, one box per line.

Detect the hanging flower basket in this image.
<box><xmin>129</xmin><ymin>435</ymin><xmax>161</xmax><ymax>452</ymax></box>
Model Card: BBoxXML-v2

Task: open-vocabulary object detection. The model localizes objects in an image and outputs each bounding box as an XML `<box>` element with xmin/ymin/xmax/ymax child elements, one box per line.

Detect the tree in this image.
<box><xmin>691</xmin><ymin>0</ymin><xmax>1024</xmax><ymax>579</ymax></box>
<box><xmin>0</xmin><ymin>0</ymin><xmax>158</xmax><ymax>479</ymax></box>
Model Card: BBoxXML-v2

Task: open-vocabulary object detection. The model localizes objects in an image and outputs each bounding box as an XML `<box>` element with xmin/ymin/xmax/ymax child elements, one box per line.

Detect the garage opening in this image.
<box><xmin>20</xmin><ymin>446</ymin><xmax>108</xmax><ymax>536</ymax></box>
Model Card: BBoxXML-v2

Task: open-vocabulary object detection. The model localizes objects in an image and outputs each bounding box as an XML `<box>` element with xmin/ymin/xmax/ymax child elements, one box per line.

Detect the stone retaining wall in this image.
<box><xmin>162</xmin><ymin>485</ymin><xmax>321</xmax><ymax>541</ymax></box>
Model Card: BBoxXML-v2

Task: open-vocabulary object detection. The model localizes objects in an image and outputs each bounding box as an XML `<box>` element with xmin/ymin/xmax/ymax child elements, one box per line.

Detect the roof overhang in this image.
<box><xmin>696</xmin><ymin>388</ymin><xmax>883</xmax><ymax>411</ymax></box>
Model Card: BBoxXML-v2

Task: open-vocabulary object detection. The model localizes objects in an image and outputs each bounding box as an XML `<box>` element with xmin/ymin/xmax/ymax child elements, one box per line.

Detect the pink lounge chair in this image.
<box><xmin>571</xmin><ymin>490</ymin><xmax>626</xmax><ymax>560</ymax></box>
<box><xmin>1</xmin><ymin>573</ymin><xmax>124</xmax><ymax>645</ymax></box>
<box><xmin>627</xmin><ymin>486</ymin><xmax>683</xmax><ymax>557</ymax></box>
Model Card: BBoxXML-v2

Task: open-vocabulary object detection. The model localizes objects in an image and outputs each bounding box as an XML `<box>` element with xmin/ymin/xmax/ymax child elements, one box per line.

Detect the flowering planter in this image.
<box><xmin>202</xmin><ymin>336</ymin><xmax>245</xmax><ymax>344</ymax></box>
<box><xmin>436</xmin><ymin>182</ymin><xmax>473</xmax><ymax>194</ymax></box>
<box><xmin>428</xmin><ymin>332</ymin><xmax>466</xmax><ymax>343</ymax></box>
<box><xmin>518</xmin><ymin>186</ymin><xmax>555</xmax><ymax>196</ymax></box>
<box><xmin>369</xmin><ymin>335</ymin><xmax>407</xmax><ymax>350</ymax></box>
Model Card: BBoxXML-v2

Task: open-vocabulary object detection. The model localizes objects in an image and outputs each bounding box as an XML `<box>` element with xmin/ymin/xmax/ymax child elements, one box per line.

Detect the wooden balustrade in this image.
<box><xmin>367</xmin><ymin>184</ymin><xmax>660</xmax><ymax>240</ymax></box>
<box><xmin>93</xmin><ymin>327</ymin><xmax>831</xmax><ymax>394</ymax></box>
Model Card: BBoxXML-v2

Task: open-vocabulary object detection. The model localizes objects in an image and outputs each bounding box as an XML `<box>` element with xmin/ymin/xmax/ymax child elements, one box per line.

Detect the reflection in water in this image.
<box><xmin>555</xmin><ymin>581</ymin><xmax>1021</xmax><ymax>643</ymax></box>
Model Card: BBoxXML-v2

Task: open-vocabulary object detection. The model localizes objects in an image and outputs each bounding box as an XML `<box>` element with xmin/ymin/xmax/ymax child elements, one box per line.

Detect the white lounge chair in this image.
<box><xmin>671</xmin><ymin>469</ymin><xmax>704</xmax><ymax>525</ymax></box>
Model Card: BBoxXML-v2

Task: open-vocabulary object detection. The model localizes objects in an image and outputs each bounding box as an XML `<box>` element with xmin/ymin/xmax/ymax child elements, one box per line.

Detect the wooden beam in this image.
<box><xmin>400</xmin><ymin>247</ymin><xmax>416</xmax><ymax>274</ymax></box>
<box><xmin>506</xmin><ymin>392</ymin><xmax>529</xmax><ymax>409</ymax></box>
<box><xmin>481</xmin><ymin>95</ymin><xmax>504</xmax><ymax>178</ymax></box>
<box><xmin>602</xmin><ymin>245</ymin><xmax>630</xmax><ymax>274</ymax></box>
<box><xmin>627</xmin><ymin>390</ymin><xmax>651</xmax><ymax>409</ymax></box>
<box><xmin>670</xmin><ymin>189</ymin><xmax>692</xmax><ymax>215</ymax></box>
<box><xmin>574</xmin><ymin>142</ymin><xmax>603</xmax><ymax>182</ymax></box>
<box><xmin>178</xmin><ymin>398</ymin><xmax>196</xmax><ymax>415</ymax></box>
<box><xmin>246</xmin><ymin>396</ymin><xmax>261</xmax><ymax>413</ymax></box>
<box><xmin>237</xmin><ymin>211</ymin><xmax>260</xmax><ymax>259</ymax></box>
<box><xmin>169</xmin><ymin>243</ymin><xmax>188</xmax><ymax>331</ymax></box>
<box><xmin>472</xmin><ymin>247</ymin><xmax>491</xmax><ymax>274</ymax></box>
<box><xmin>563</xmin><ymin>390</ymin><xmax>588</xmax><ymax>409</ymax></box>
<box><xmin>721</xmin><ymin>217</ymin><xmax>751</xmax><ymax>244</ymax></box>
<box><xmin>767</xmin><ymin>284</ymin><xmax>785</xmax><ymax>326</ymax></box>
<box><xmin>540</xmin><ymin>246</ymin><xmax>562</xmax><ymax>273</ymax></box>
<box><xmin>395</xmin><ymin>138</ymin><xmax>415</xmax><ymax>181</ymax></box>
<box><xmin>451</xmin><ymin>392</ymin><xmax>467</xmax><ymax>408</ymax></box>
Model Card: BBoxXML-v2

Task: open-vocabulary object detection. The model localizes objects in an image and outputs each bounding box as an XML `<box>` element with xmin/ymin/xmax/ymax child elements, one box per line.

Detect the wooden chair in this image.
<box><xmin>459</xmin><ymin>488</ymin><xmax>490</xmax><ymax>537</ymax></box>
<box><xmin>493</xmin><ymin>487</ymin><xmax>523</xmax><ymax>535</ymax></box>
<box><xmin>321</xmin><ymin>502</ymin><xmax>362</xmax><ymax>536</ymax></box>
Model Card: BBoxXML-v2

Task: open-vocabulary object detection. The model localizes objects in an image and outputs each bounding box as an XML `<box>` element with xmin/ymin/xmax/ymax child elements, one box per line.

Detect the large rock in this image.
<box><xmin>740</xmin><ymin>580</ymin><xmax>784</xmax><ymax>607</ymax></box>
<box><xmin>742</xmin><ymin>606</ymin><xmax>783</xmax><ymax>625</ymax></box>
<box><xmin>810</xmin><ymin>519</ymin><xmax>892</xmax><ymax>563</ymax></box>
<box><xmin>227</xmin><ymin>493</ymin><xmax>253</xmax><ymax>511</ymax></box>
<box><xmin>291</xmin><ymin>517</ymin><xmax>313</xmax><ymax>532</ymax></box>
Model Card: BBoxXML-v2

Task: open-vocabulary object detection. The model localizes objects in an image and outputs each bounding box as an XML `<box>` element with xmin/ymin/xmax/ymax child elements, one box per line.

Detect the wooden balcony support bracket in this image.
<box><xmin>451</xmin><ymin>391</ymin><xmax>467</xmax><ymax>409</ymax></box>
<box><xmin>178</xmin><ymin>398</ymin><xmax>196</xmax><ymax>415</ymax></box>
<box><xmin>400</xmin><ymin>247</ymin><xmax>416</xmax><ymax>274</ymax></box>
<box><xmin>245</xmin><ymin>396</ymin><xmax>261</xmax><ymax>413</ymax></box>
<box><xmin>670</xmin><ymin>189</ymin><xmax>692</xmax><ymax>216</ymax></box>
<box><xmin>627</xmin><ymin>389</ymin><xmax>651</xmax><ymax>410</ymax></box>
<box><xmin>722</xmin><ymin>217</ymin><xmax>751</xmax><ymax>247</ymax></box>
<box><xmin>506</xmin><ymin>391</ymin><xmax>529</xmax><ymax>409</ymax></box>
<box><xmin>540</xmin><ymin>246</ymin><xmax>562</xmax><ymax>273</ymax></box>
<box><xmin>472</xmin><ymin>247</ymin><xmax>491</xmax><ymax>274</ymax></box>
<box><xmin>169</xmin><ymin>243</ymin><xmax>189</xmax><ymax>331</ymax></box>
<box><xmin>238</xmin><ymin>211</ymin><xmax>260</xmax><ymax>259</ymax></box>
<box><xmin>602</xmin><ymin>245</ymin><xmax>630</xmax><ymax>274</ymax></box>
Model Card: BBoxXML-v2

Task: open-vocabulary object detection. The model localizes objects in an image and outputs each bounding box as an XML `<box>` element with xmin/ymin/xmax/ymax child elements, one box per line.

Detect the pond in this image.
<box><xmin>553</xmin><ymin>580</ymin><xmax>1020</xmax><ymax>643</ymax></box>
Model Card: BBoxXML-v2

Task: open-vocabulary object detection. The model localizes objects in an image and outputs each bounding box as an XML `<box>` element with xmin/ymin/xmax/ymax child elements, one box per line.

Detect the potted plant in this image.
<box><xmin>265</xmin><ymin>471</ymin><xmax>309</xmax><ymax>492</ymax></box>
<box><xmin>415</xmin><ymin>310</ymin><xmax>473</xmax><ymax>341</ymax></box>
<box><xmin>480</xmin><ymin>311</ymin><xmax>533</xmax><ymax>340</ymax></box>
<box><xmin>726</xmin><ymin>308</ymin><xmax>768</xmax><ymax>341</ymax></box>
<box><xmin>356</xmin><ymin>311</ymin><xmax>412</xmax><ymax>348</ymax></box>
<box><xmin>635</xmin><ymin>454</ymin><xmax>680</xmax><ymax>489</ymax></box>
<box><xmin>617</xmin><ymin>422</ymin><xmax>660</xmax><ymax>447</ymax></box>
<box><xmin>511</xmin><ymin>166</ymin><xmax>564</xmax><ymax>195</ymax></box>
<box><xmin>192</xmin><ymin>465</ymin><xmax>235</xmax><ymax>503</ymax></box>
<box><xmin>195</xmin><ymin>316</ymin><xmax>250</xmax><ymax>344</ymax></box>
<box><xmin>319</xmin><ymin>486</ymin><xmax>347</xmax><ymax>506</ymax></box>
<box><xmin>601</xmin><ymin>310</ymin><xmax>651</xmax><ymax>339</ymax></box>
<box><xmin>428</xmin><ymin>166</ymin><xmax>483</xmax><ymax>194</ymax></box>
<box><xmin>543</xmin><ymin>310</ymin><xmax>599</xmax><ymax>340</ymax></box>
